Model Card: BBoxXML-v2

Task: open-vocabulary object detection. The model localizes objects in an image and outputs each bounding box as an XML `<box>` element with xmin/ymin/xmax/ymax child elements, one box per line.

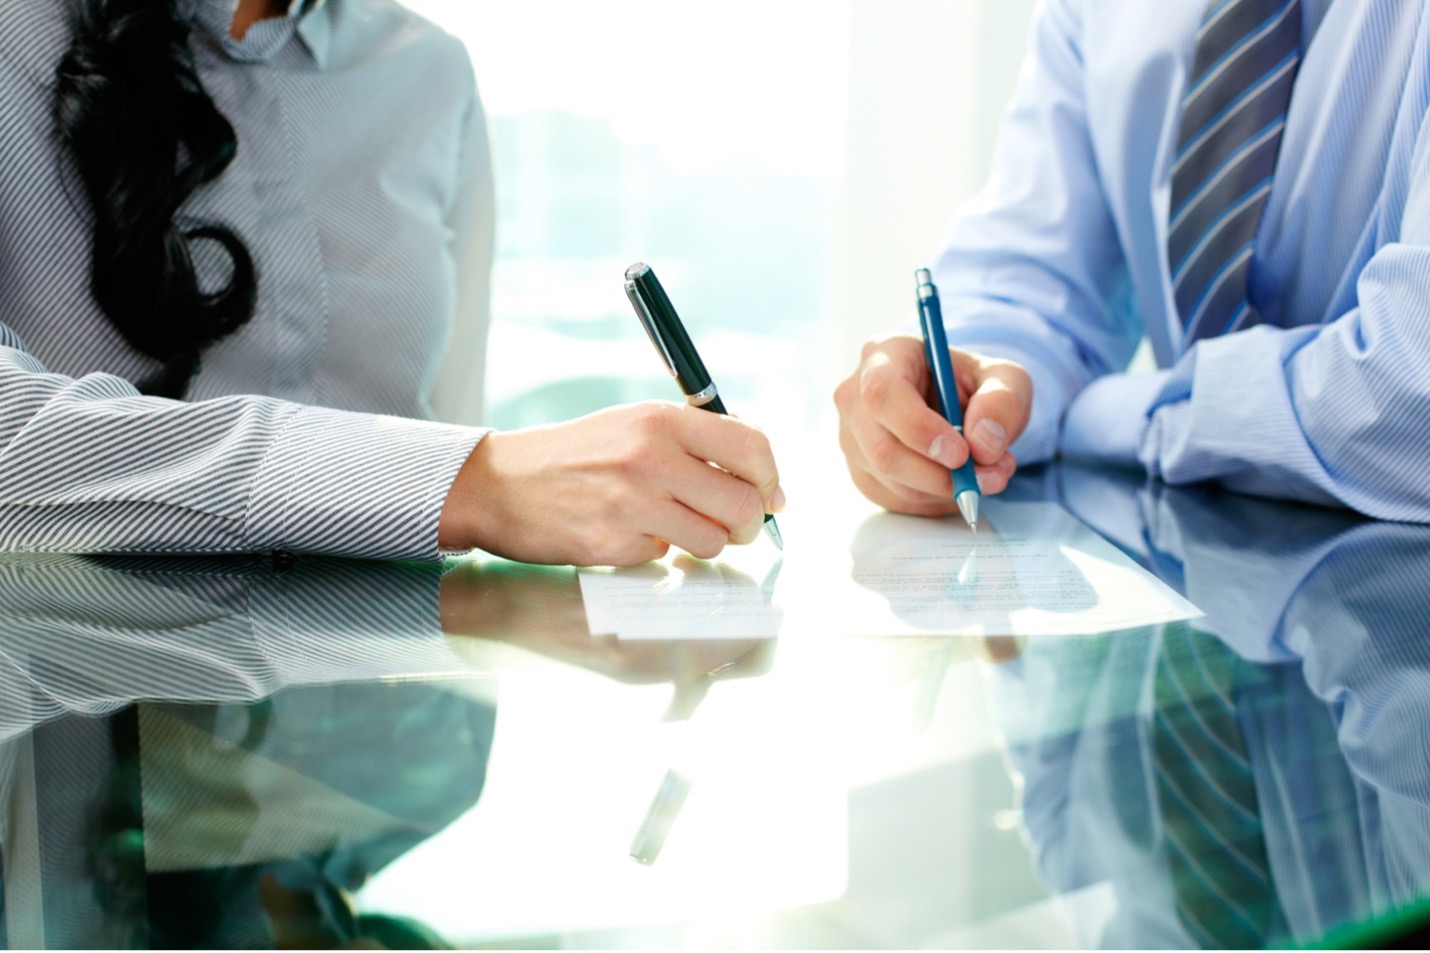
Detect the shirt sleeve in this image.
<box><xmin>1139</xmin><ymin>107</ymin><xmax>1430</xmax><ymax>522</ymax></box>
<box><xmin>0</xmin><ymin>553</ymin><xmax>477</xmax><ymax>738</ymax></box>
<box><xmin>0</xmin><ymin>324</ymin><xmax>482</xmax><ymax>558</ymax></box>
<box><xmin>0</xmin><ymin>552</ymin><xmax>474</xmax><ymax>729</ymax></box>
<box><xmin>932</xmin><ymin>0</ymin><xmax>1143</xmax><ymax>465</ymax></box>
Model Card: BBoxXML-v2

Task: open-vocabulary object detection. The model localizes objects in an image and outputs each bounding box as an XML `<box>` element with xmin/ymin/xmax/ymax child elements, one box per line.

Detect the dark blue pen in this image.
<box><xmin>916</xmin><ymin>268</ymin><xmax>980</xmax><ymax>531</ymax></box>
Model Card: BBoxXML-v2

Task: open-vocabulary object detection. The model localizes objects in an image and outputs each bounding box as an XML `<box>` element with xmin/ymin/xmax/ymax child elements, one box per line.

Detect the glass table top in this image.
<box><xmin>2</xmin><ymin>462</ymin><xmax>1429</xmax><ymax>949</ymax></box>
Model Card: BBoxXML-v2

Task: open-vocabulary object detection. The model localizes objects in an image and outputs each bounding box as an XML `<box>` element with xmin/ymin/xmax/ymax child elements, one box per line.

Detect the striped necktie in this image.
<box><xmin>1153</xmin><ymin>625</ymin><xmax>1275</xmax><ymax>949</ymax></box>
<box><xmin>1169</xmin><ymin>0</ymin><xmax>1302</xmax><ymax>345</ymax></box>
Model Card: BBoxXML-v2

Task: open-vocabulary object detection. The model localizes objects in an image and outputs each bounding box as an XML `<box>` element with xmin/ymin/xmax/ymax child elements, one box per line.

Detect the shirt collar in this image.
<box><xmin>189</xmin><ymin>0</ymin><xmax>331</xmax><ymax>67</ymax></box>
<box><xmin>296</xmin><ymin>0</ymin><xmax>334</xmax><ymax>70</ymax></box>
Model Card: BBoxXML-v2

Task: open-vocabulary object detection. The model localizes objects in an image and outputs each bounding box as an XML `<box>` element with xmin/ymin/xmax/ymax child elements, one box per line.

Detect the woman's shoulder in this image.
<box><xmin>322</xmin><ymin>0</ymin><xmax>473</xmax><ymax>81</ymax></box>
<box><xmin>0</xmin><ymin>0</ymin><xmax>72</xmax><ymax>79</ymax></box>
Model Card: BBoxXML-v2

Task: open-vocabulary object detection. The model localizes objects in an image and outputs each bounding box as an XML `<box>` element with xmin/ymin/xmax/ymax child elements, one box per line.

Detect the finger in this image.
<box><xmin>855</xmin><ymin>346</ymin><xmax>970</xmax><ymax>471</ymax></box>
<box><xmin>953</xmin><ymin>353</ymin><xmax>1032</xmax><ymax>467</ymax></box>
<box><xmin>972</xmin><ymin>452</ymin><xmax>1018</xmax><ymax>496</ymax></box>
<box><xmin>849</xmin><ymin>465</ymin><xmax>962</xmax><ymax>517</ymax></box>
<box><xmin>840</xmin><ymin>434</ymin><xmax>964</xmax><ymax>516</ymax></box>
<box><xmin>839</xmin><ymin>417</ymin><xmax>960</xmax><ymax>506</ymax></box>
<box><xmin>587</xmin><ymin>534</ymin><xmax>671</xmax><ymax>568</ymax></box>
<box><xmin>662</xmin><ymin>456</ymin><xmax>766</xmax><ymax>545</ymax></box>
<box><xmin>670</xmin><ymin>405</ymin><xmax>782</xmax><ymax>509</ymax></box>
<box><xmin>643</xmin><ymin>496</ymin><xmax>735</xmax><ymax>560</ymax></box>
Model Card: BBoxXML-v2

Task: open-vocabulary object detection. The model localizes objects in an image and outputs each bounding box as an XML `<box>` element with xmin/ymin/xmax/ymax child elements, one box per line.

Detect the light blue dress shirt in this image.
<box><xmin>0</xmin><ymin>0</ymin><xmax>494</xmax><ymax>558</ymax></box>
<box><xmin>933</xmin><ymin>0</ymin><xmax>1430</xmax><ymax>521</ymax></box>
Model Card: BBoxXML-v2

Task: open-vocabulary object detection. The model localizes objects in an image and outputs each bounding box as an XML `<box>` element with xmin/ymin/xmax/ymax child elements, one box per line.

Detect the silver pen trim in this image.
<box><xmin>685</xmin><ymin>383</ymin><xmax>719</xmax><ymax>407</ymax></box>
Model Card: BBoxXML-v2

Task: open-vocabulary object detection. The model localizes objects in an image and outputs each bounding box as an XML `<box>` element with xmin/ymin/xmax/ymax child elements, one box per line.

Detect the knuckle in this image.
<box><xmin>601</xmin><ymin>535</ymin><xmax>652</xmax><ymax>568</ymax></box>
<box><xmin>979</xmin><ymin>384</ymin><xmax>1021</xmax><ymax>414</ymax></box>
<box><xmin>733</xmin><ymin>482</ymin><xmax>764</xmax><ymax>528</ymax></box>
<box><xmin>589</xmin><ymin>531</ymin><xmax>627</xmax><ymax>567</ymax></box>
<box><xmin>631</xmin><ymin>401</ymin><xmax>673</xmax><ymax>440</ymax></box>
<box><xmin>866</xmin><ymin>435</ymin><xmax>900</xmax><ymax>475</ymax></box>
<box><xmin>689</xmin><ymin>525</ymin><xmax>728</xmax><ymax>560</ymax></box>
<box><xmin>744</xmin><ymin>420</ymin><xmax>772</xmax><ymax>460</ymax></box>
<box><xmin>885</xmin><ymin>479</ymin><xmax>935</xmax><ymax>506</ymax></box>
<box><xmin>860</xmin><ymin>368</ymin><xmax>894</xmax><ymax>411</ymax></box>
<box><xmin>984</xmin><ymin>361</ymin><xmax>1033</xmax><ymax>413</ymax></box>
<box><xmin>736</xmin><ymin>423</ymin><xmax>775</xmax><ymax>486</ymax></box>
<box><xmin>613</xmin><ymin>433</ymin><xmax>664</xmax><ymax>479</ymax></box>
<box><xmin>728</xmin><ymin>524</ymin><xmax>757</xmax><ymax>546</ymax></box>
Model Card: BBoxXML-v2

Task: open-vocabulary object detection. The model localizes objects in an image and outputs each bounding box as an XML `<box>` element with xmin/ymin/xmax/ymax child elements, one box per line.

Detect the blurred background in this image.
<box><xmin>405</xmin><ymin>0</ymin><xmax>1040</xmax><ymax>448</ymax></box>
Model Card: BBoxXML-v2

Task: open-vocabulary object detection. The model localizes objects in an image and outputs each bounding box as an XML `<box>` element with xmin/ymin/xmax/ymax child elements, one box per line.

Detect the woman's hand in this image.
<box><xmin>834</xmin><ymin>334</ymin><xmax>1031</xmax><ymax>516</ymax></box>
<box><xmin>439</xmin><ymin>401</ymin><xmax>784</xmax><ymax>566</ymax></box>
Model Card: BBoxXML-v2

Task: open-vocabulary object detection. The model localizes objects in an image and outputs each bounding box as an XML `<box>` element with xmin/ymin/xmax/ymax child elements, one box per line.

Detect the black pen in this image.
<box><xmin>623</xmin><ymin>262</ymin><xmax>784</xmax><ymax>550</ymax></box>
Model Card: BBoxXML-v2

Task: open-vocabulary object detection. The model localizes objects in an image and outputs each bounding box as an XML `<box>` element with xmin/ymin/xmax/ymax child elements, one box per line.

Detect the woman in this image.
<box><xmin>0</xmin><ymin>0</ymin><xmax>783</xmax><ymax>566</ymax></box>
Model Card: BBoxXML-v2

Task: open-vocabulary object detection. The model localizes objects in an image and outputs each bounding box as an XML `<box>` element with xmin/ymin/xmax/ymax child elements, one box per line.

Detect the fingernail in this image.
<box><xmin>928</xmin><ymin>436</ymin><xmax>956</xmax><ymax>467</ymax></box>
<box><xmin>972</xmin><ymin>419</ymin><xmax>1006</xmax><ymax>457</ymax></box>
<box><xmin>977</xmin><ymin>470</ymin><xmax>996</xmax><ymax>494</ymax></box>
<box><xmin>770</xmin><ymin>486</ymin><xmax>787</xmax><ymax>513</ymax></box>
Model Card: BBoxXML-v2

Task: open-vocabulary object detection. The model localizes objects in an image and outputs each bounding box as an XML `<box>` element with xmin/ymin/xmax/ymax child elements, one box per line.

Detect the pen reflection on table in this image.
<box><xmin>629</xmin><ymin>767</ymin><xmax>695</xmax><ymax>866</ymax></box>
<box><xmin>916</xmin><ymin>268</ymin><xmax>980</xmax><ymax>531</ymax></box>
<box><xmin>623</xmin><ymin>261</ymin><xmax>783</xmax><ymax>550</ymax></box>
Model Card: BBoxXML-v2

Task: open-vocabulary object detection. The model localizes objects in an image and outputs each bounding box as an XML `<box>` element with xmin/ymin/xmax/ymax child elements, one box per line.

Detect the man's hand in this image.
<box><xmin>834</xmin><ymin>334</ymin><xmax>1031</xmax><ymax>516</ymax></box>
<box><xmin>439</xmin><ymin>401</ymin><xmax>784</xmax><ymax>566</ymax></box>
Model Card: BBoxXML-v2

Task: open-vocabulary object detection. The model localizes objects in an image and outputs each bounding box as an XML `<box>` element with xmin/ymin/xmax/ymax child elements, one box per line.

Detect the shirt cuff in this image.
<box><xmin>245</xmin><ymin>405</ymin><xmax>486</xmax><ymax>560</ymax></box>
<box><xmin>1060</xmin><ymin>370</ymin><xmax>1172</xmax><ymax>468</ymax></box>
<box><xmin>251</xmin><ymin>558</ymin><xmax>477</xmax><ymax>680</ymax></box>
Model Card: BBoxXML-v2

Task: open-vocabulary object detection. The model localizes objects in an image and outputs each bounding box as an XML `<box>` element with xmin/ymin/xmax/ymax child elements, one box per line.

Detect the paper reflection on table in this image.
<box><xmin>580</xmin><ymin>501</ymin><xmax>1200</xmax><ymax>638</ymax></box>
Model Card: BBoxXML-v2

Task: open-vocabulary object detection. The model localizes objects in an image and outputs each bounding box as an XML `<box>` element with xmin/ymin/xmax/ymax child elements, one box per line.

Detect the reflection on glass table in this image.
<box><xmin>0</xmin><ymin>554</ymin><xmax>770</xmax><ymax>948</ymax></box>
<box><xmin>990</xmin><ymin>465</ymin><xmax>1430</xmax><ymax>948</ymax></box>
<box><xmin>3</xmin><ymin>466</ymin><xmax>1430</xmax><ymax>948</ymax></box>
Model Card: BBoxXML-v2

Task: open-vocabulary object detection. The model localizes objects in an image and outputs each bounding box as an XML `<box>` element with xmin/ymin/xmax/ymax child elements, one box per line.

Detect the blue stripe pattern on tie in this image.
<box><xmin>1154</xmin><ymin>625</ymin><xmax>1275</xmax><ymax>949</ymax></box>
<box><xmin>1170</xmin><ymin>0</ymin><xmax>1302</xmax><ymax>346</ymax></box>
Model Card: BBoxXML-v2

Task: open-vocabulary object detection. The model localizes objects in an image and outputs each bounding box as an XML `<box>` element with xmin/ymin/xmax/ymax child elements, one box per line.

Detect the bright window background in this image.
<box><xmin>405</xmin><ymin>0</ymin><xmax>1038</xmax><ymax>447</ymax></box>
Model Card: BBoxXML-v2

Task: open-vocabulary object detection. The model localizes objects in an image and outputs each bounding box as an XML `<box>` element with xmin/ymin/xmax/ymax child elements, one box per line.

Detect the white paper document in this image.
<box><xmin>579</xmin><ymin>500</ymin><xmax>1201</xmax><ymax>639</ymax></box>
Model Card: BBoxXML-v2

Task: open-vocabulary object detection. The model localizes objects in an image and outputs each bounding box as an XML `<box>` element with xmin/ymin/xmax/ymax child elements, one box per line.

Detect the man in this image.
<box><xmin>836</xmin><ymin>0</ymin><xmax>1430</xmax><ymax>523</ymax></box>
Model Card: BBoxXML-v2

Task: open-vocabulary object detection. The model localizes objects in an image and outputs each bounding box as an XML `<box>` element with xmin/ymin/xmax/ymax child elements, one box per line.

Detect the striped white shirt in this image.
<box><xmin>0</xmin><ymin>0</ymin><xmax>494</xmax><ymax>559</ymax></box>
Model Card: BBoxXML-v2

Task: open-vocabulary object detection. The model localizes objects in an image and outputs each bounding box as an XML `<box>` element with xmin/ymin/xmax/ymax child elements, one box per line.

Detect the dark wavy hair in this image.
<box><xmin>52</xmin><ymin>0</ymin><xmax>257</xmax><ymax>398</ymax></box>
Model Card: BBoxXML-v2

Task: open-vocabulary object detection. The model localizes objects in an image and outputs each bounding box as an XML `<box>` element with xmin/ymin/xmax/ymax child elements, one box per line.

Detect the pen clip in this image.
<box><xmin>625</xmin><ymin>280</ymin><xmax>678</xmax><ymax>379</ymax></box>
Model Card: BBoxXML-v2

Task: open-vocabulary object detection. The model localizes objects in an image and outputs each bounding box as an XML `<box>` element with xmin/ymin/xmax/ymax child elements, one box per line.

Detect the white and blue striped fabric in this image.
<box><xmin>990</xmin><ymin>475</ymin><xmax>1430</xmax><ymax>946</ymax></box>
<box><xmin>0</xmin><ymin>0</ymin><xmax>494</xmax><ymax>559</ymax></box>
<box><xmin>0</xmin><ymin>553</ymin><xmax>481</xmax><ymax>745</ymax></box>
<box><xmin>932</xmin><ymin>0</ymin><xmax>1430</xmax><ymax>521</ymax></box>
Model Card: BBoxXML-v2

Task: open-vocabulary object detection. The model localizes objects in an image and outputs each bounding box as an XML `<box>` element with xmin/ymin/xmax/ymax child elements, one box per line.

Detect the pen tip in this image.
<box><xmin>956</xmin><ymin>491</ymin><xmax>980</xmax><ymax>533</ymax></box>
<box><xmin>764</xmin><ymin>517</ymin><xmax>784</xmax><ymax>551</ymax></box>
